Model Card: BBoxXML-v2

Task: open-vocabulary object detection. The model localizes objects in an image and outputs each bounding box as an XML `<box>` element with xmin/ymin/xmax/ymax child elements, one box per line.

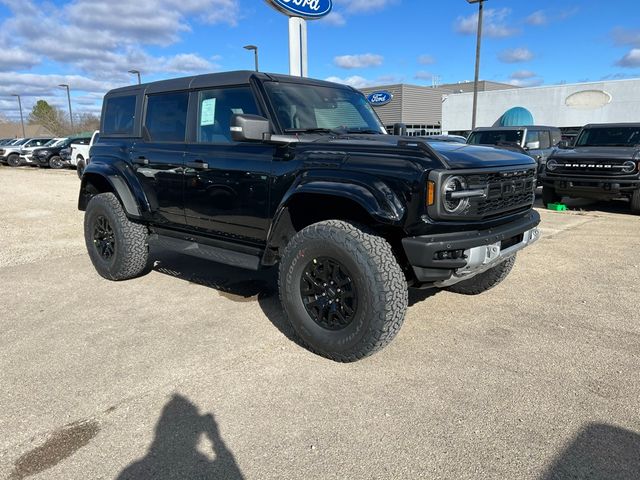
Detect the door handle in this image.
<box><xmin>186</xmin><ymin>160</ymin><xmax>209</xmax><ymax>170</ymax></box>
<box><xmin>134</xmin><ymin>156</ymin><xmax>149</xmax><ymax>165</ymax></box>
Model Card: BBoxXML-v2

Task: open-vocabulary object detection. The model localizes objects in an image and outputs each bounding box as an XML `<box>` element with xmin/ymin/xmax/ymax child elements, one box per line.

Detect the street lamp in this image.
<box><xmin>11</xmin><ymin>94</ymin><xmax>25</xmax><ymax>138</ymax></box>
<box><xmin>466</xmin><ymin>0</ymin><xmax>485</xmax><ymax>130</ymax></box>
<box><xmin>128</xmin><ymin>69</ymin><xmax>142</xmax><ymax>85</ymax></box>
<box><xmin>58</xmin><ymin>84</ymin><xmax>74</xmax><ymax>133</ymax></box>
<box><xmin>243</xmin><ymin>45</ymin><xmax>259</xmax><ymax>72</ymax></box>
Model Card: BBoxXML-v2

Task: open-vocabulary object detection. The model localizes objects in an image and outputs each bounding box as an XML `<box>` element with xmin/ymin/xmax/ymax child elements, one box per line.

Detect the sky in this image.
<box><xmin>1</xmin><ymin>0</ymin><xmax>639</xmax><ymax>121</ymax></box>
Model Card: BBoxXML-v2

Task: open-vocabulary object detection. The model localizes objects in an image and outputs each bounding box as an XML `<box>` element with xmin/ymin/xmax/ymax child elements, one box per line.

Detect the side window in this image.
<box><xmin>525</xmin><ymin>130</ymin><xmax>540</xmax><ymax>147</ymax></box>
<box><xmin>196</xmin><ymin>87</ymin><xmax>260</xmax><ymax>144</ymax></box>
<box><xmin>103</xmin><ymin>95</ymin><xmax>137</xmax><ymax>136</ymax></box>
<box><xmin>145</xmin><ymin>92</ymin><xmax>189</xmax><ymax>142</ymax></box>
<box><xmin>538</xmin><ymin>130</ymin><xmax>551</xmax><ymax>149</ymax></box>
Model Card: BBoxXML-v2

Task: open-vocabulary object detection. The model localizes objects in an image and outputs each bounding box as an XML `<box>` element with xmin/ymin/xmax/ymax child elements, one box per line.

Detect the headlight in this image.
<box><xmin>621</xmin><ymin>161</ymin><xmax>636</xmax><ymax>173</ymax></box>
<box><xmin>546</xmin><ymin>159</ymin><xmax>558</xmax><ymax>171</ymax></box>
<box><xmin>442</xmin><ymin>176</ymin><xmax>470</xmax><ymax>214</ymax></box>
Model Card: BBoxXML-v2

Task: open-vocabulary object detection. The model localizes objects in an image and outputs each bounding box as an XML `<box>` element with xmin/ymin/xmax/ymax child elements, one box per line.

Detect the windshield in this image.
<box><xmin>44</xmin><ymin>139</ymin><xmax>62</xmax><ymax>147</ymax></box>
<box><xmin>467</xmin><ymin>130</ymin><xmax>524</xmax><ymax>146</ymax></box>
<box><xmin>264</xmin><ymin>82</ymin><xmax>386</xmax><ymax>134</ymax></box>
<box><xmin>575</xmin><ymin>127</ymin><xmax>640</xmax><ymax>147</ymax></box>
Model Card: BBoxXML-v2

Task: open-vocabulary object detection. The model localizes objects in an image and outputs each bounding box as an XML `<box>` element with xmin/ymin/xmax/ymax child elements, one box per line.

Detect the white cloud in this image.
<box><xmin>455</xmin><ymin>8</ymin><xmax>519</xmax><ymax>38</ymax></box>
<box><xmin>325</xmin><ymin>75</ymin><xmax>374</xmax><ymax>89</ymax></box>
<box><xmin>333</xmin><ymin>0</ymin><xmax>399</xmax><ymax>14</ymax></box>
<box><xmin>418</xmin><ymin>54</ymin><xmax>435</xmax><ymax>65</ymax></box>
<box><xmin>498</xmin><ymin>48</ymin><xmax>534</xmax><ymax>63</ymax></box>
<box><xmin>616</xmin><ymin>49</ymin><xmax>640</xmax><ymax>68</ymax></box>
<box><xmin>612</xmin><ymin>27</ymin><xmax>640</xmax><ymax>47</ymax></box>
<box><xmin>525</xmin><ymin>10</ymin><xmax>547</xmax><ymax>26</ymax></box>
<box><xmin>414</xmin><ymin>71</ymin><xmax>433</xmax><ymax>81</ymax></box>
<box><xmin>334</xmin><ymin>54</ymin><xmax>384</xmax><ymax>69</ymax></box>
<box><xmin>319</xmin><ymin>11</ymin><xmax>347</xmax><ymax>26</ymax></box>
<box><xmin>508</xmin><ymin>71</ymin><xmax>543</xmax><ymax>87</ymax></box>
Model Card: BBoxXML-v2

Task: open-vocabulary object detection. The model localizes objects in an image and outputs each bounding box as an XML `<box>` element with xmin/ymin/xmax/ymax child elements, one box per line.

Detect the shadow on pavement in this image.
<box><xmin>116</xmin><ymin>394</ymin><xmax>244</xmax><ymax>480</ymax></box>
<box><xmin>541</xmin><ymin>423</ymin><xmax>640</xmax><ymax>480</ymax></box>
<box><xmin>534</xmin><ymin>189</ymin><xmax>631</xmax><ymax>215</ymax></box>
<box><xmin>150</xmin><ymin>248</ymin><xmax>298</xmax><ymax>343</ymax></box>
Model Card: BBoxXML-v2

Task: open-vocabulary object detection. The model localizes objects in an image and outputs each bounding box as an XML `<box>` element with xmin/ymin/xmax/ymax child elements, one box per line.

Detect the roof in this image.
<box><xmin>582</xmin><ymin>123</ymin><xmax>640</xmax><ymax>128</ymax></box>
<box><xmin>472</xmin><ymin>125</ymin><xmax>560</xmax><ymax>131</ymax></box>
<box><xmin>107</xmin><ymin>71</ymin><xmax>355</xmax><ymax>96</ymax></box>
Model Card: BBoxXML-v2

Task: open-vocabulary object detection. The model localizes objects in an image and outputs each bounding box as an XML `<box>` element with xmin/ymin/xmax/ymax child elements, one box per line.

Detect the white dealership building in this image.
<box><xmin>442</xmin><ymin>78</ymin><xmax>640</xmax><ymax>138</ymax></box>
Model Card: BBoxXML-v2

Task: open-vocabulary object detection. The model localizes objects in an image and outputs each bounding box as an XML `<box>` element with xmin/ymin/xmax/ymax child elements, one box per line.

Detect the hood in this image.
<box><xmin>316</xmin><ymin>134</ymin><xmax>535</xmax><ymax>170</ymax></box>
<box><xmin>552</xmin><ymin>146</ymin><xmax>640</xmax><ymax>161</ymax></box>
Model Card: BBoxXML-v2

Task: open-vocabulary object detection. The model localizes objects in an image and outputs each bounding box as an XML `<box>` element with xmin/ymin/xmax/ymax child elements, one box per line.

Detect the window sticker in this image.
<box><xmin>200</xmin><ymin>98</ymin><xmax>216</xmax><ymax>126</ymax></box>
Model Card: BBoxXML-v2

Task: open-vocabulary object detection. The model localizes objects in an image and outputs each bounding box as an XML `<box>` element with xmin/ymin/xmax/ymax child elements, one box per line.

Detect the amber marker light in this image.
<box><xmin>427</xmin><ymin>181</ymin><xmax>436</xmax><ymax>206</ymax></box>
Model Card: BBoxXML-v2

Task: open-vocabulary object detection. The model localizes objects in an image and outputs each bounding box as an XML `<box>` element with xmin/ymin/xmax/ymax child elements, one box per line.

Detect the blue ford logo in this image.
<box><xmin>367</xmin><ymin>91</ymin><xmax>393</xmax><ymax>106</ymax></box>
<box><xmin>267</xmin><ymin>0</ymin><xmax>332</xmax><ymax>19</ymax></box>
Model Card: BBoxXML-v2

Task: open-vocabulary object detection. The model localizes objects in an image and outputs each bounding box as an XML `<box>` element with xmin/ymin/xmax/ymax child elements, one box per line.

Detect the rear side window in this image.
<box><xmin>145</xmin><ymin>92</ymin><xmax>189</xmax><ymax>142</ymax></box>
<box><xmin>103</xmin><ymin>95</ymin><xmax>137</xmax><ymax>136</ymax></box>
<box><xmin>538</xmin><ymin>131</ymin><xmax>551</xmax><ymax>149</ymax></box>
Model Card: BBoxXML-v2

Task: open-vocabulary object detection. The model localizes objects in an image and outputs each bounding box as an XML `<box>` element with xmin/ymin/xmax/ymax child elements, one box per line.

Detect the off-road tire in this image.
<box><xmin>631</xmin><ymin>189</ymin><xmax>640</xmax><ymax>214</ymax></box>
<box><xmin>84</xmin><ymin>193</ymin><xmax>149</xmax><ymax>281</ymax></box>
<box><xmin>49</xmin><ymin>156</ymin><xmax>64</xmax><ymax>169</ymax></box>
<box><xmin>542</xmin><ymin>186</ymin><xmax>561</xmax><ymax>207</ymax></box>
<box><xmin>76</xmin><ymin>158</ymin><xmax>86</xmax><ymax>179</ymax></box>
<box><xmin>7</xmin><ymin>154</ymin><xmax>21</xmax><ymax>167</ymax></box>
<box><xmin>278</xmin><ymin>220</ymin><xmax>408</xmax><ymax>362</ymax></box>
<box><xmin>445</xmin><ymin>255</ymin><xmax>517</xmax><ymax>295</ymax></box>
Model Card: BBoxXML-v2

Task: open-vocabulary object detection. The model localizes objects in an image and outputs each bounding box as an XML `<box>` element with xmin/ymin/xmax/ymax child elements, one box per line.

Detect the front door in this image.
<box><xmin>184</xmin><ymin>86</ymin><xmax>273</xmax><ymax>243</ymax></box>
<box><xmin>130</xmin><ymin>91</ymin><xmax>190</xmax><ymax>226</ymax></box>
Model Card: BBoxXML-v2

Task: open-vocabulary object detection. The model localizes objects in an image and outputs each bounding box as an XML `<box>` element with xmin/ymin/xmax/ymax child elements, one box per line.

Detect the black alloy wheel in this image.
<box><xmin>7</xmin><ymin>154</ymin><xmax>20</xmax><ymax>167</ymax></box>
<box><xmin>49</xmin><ymin>156</ymin><xmax>64</xmax><ymax>169</ymax></box>
<box><xmin>300</xmin><ymin>257</ymin><xmax>358</xmax><ymax>331</ymax></box>
<box><xmin>93</xmin><ymin>215</ymin><xmax>116</xmax><ymax>260</ymax></box>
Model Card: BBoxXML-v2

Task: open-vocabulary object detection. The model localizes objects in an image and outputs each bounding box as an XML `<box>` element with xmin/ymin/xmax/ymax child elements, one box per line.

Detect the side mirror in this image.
<box><xmin>230</xmin><ymin>114</ymin><xmax>271</xmax><ymax>142</ymax></box>
<box><xmin>393</xmin><ymin>123</ymin><xmax>407</xmax><ymax>136</ymax></box>
<box><xmin>525</xmin><ymin>140</ymin><xmax>540</xmax><ymax>150</ymax></box>
<box><xmin>557</xmin><ymin>140</ymin><xmax>570</xmax><ymax>149</ymax></box>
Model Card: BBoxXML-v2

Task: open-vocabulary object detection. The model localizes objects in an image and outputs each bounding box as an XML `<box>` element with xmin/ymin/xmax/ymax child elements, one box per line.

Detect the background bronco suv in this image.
<box><xmin>79</xmin><ymin>71</ymin><xmax>540</xmax><ymax>361</ymax></box>
<box><xmin>541</xmin><ymin>123</ymin><xmax>640</xmax><ymax>213</ymax></box>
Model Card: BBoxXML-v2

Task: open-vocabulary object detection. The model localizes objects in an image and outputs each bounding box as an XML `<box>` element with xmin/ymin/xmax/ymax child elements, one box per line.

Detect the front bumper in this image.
<box><xmin>540</xmin><ymin>175</ymin><xmax>640</xmax><ymax>196</ymax></box>
<box><xmin>402</xmin><ymin>211</ymin><xmax>541</xmax><ymax>286</ymax></box>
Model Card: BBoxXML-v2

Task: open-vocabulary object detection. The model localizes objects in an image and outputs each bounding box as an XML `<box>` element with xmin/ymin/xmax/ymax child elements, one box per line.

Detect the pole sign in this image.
<box><xmin>367</xmin><ymin>91</ymin><xmax>393</xmax><ymax>107</ymax></box>
<box><xmin>267</xmin><ymin>0</ymin><xmax>332</xmax><ymax>19</ymax></box>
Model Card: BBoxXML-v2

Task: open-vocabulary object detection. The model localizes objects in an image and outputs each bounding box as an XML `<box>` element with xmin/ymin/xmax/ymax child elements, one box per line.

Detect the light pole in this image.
<box><xmin>243</xmin><ymin>45</ymin><xmax>259</xmax><ymax>72</ymax></box>
<box><xmin>467</xmin><ymin>0</ymin><xmax>485</xmax><ymax>130</ymax></box>
<box><xmin>128</xmin><ymin>69</ymin><xmax>141</xmax><ymax>85</ymax></box>
<box><xmin>58</xmin><ymin>84</ymin><xmax>74</xmax><ymax>133</ymax></box>
<box><xmin>11</xmin><ymin>94</ymin><xmax>25</xmax><ymax>138</ymax></box>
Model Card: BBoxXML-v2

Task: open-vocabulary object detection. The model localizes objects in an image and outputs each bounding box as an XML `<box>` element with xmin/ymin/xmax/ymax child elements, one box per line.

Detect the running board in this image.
<box><xmin>148</xmin><ymin>234</ymin><xmax>261</xmax><ymax>271</ymax></box>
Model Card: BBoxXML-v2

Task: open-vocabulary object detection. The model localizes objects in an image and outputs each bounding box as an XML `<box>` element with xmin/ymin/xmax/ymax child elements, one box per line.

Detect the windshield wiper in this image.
<box><xmin>284</xmin><ymin>128</ymin><xmax>343</xmax><ymax>135</ymax></box>
<box><xmin>343</xmin><ymin>128</ymin><xmax>383</xmax><ymax>134</ymax></box>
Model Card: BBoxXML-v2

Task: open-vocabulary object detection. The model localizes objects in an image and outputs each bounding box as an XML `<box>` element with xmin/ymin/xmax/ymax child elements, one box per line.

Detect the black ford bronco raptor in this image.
<box><xmin>79</xmin><ymin>71</ymin><xmax>541</xmax><ymax>361</ymax></box>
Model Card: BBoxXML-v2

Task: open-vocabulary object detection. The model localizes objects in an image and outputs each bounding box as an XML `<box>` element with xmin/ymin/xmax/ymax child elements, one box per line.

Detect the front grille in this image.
<box><xmin>552</xmin><ymin>159</ymin><xmax>634</xmax><ymax>176</ymax></box>
<box><xmin>467</xmin><ymin>168</ymin><xmax>536</xmax><ymax>218</ymax></box>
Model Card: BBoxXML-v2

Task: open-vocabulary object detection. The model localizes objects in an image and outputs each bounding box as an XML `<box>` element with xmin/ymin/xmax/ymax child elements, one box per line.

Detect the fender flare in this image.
<box><xmin>265</xmin><ymin>175</ymin><xmax>406</xmax><ymax>257</ymax></box>
<box><xmin>79</xmin><ymin>160</ymin><xmax>147</xmax><ymax>219</ymax></box>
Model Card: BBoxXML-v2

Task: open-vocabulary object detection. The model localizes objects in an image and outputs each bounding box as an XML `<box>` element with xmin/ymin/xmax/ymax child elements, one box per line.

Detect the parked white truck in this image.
<box><xmin>70</xmin><ymin>130</ymin><xmax>99</xmax><ymax>178</ymax></box>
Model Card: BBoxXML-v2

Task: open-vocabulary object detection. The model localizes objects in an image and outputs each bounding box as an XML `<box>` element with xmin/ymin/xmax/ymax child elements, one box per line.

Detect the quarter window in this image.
<box><xmin>103</xmin><ymin>95</ymin><xmax>137</xmax><ymax>136</ymax></box>
<box><xmin>145</xmin><ymin>92</ymin><xmax>189</xmax><ymax>142</ymax></box>
<box><xmin>196</xmin><ymin>87</ymin><xmax>260</xmax><ymax>143</ymax></box>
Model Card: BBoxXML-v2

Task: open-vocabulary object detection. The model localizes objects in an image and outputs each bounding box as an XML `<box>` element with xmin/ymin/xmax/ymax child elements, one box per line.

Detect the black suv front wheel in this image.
<box><xmin>84</xmin><ymin>193</ymin><xmax>149</xmax><ymax>281</ymax></box>
<box><xmin>279</xmin><ymin>220</ymin><xmax>408</xmax><ymax>362</ymax></box>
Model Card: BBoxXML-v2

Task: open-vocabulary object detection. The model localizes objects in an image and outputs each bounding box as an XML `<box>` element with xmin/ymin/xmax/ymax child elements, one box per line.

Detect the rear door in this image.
<box><xmin>184</xmin><ymin>85</ymin><xmax>274</xmax><ymax>242</ymax></box>
<box><xmin>130</xmin><ymin>91</ymin><xmax>190</xmax><ymax>226</ymax></box>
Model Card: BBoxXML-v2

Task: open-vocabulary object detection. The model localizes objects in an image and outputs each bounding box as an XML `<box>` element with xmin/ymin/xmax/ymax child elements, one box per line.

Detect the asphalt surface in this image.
<box><xmin>0</xmin><ymin>166</ymin><xmax>639</xmax><ymax>480</ymax></box>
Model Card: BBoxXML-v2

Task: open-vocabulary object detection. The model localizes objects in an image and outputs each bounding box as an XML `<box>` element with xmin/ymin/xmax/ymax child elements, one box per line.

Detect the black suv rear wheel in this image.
<box><xmin>278</xmin><ymin>220</ymin><xmax>408</xmax><ymax>362</ymax></box>
<box><xmin>84</xmin><ymin>193</ymin><xmax>149</xmax><ymax>280</ymax></box>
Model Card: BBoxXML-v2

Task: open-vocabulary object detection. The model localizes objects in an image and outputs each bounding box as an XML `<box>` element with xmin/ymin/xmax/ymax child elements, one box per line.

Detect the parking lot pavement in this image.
<box><xmin>1</xmin><ymin>166</ymin><xmax>639</xmax><ymax>480</ymax></box>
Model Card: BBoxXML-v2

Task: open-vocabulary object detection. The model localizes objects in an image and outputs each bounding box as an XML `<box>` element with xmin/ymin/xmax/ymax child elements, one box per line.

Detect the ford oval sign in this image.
<box><xmin>267</xmin><ymin>0</ymin><xmax>332</xmax><ymax>19</ymax></box>
<box><xmin>367</xmin><ymin>91</ymin><xmax>393</xmax><ymax>107</ymax></box>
